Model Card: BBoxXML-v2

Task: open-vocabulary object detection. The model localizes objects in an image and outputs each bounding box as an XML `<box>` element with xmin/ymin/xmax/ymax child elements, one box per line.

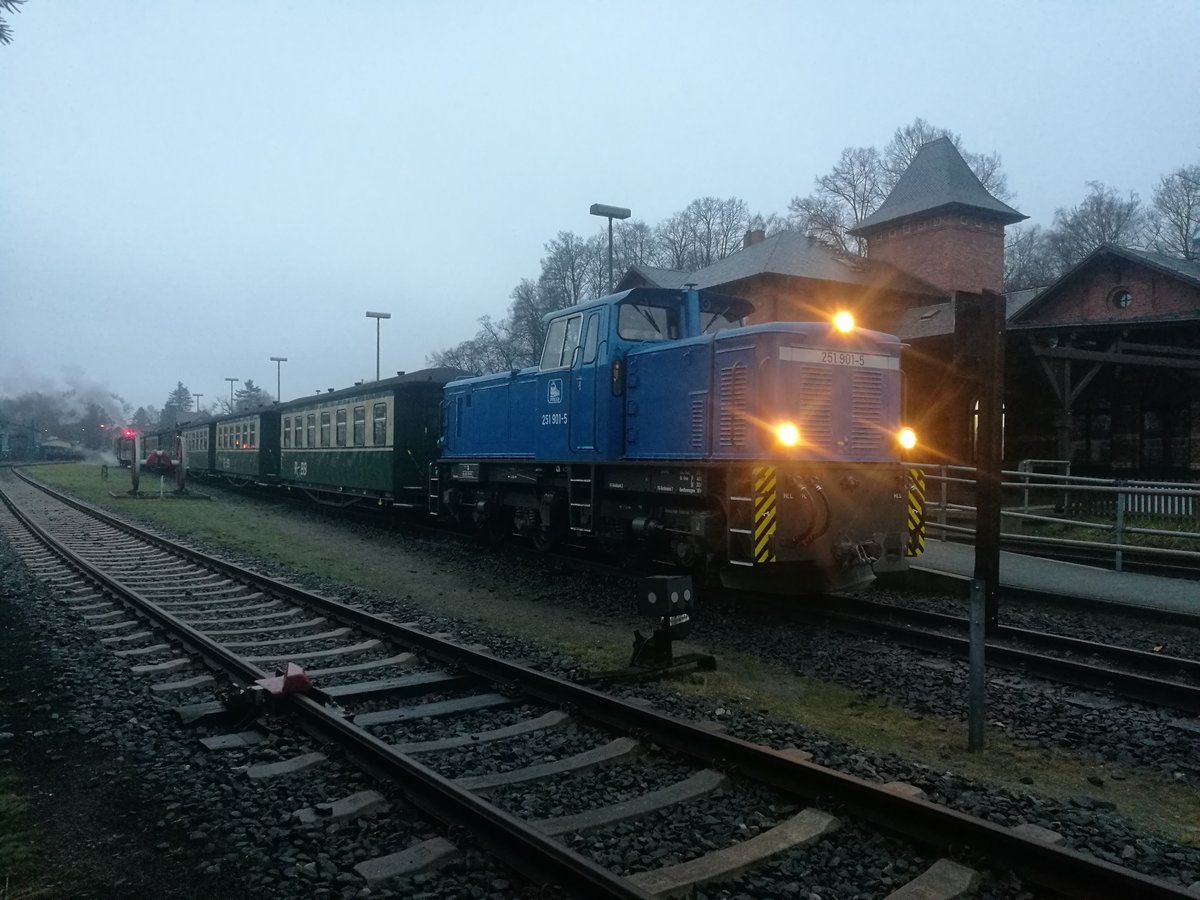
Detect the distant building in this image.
<box><xmin>1007</xmin><ymin>245</ymin><xmax>1200</xmax><ymax>478</ymax></box>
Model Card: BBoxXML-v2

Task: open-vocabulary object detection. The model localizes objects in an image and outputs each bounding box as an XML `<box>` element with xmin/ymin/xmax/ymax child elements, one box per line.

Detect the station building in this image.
<box><xmin>619</xmin><ymin>138</ymin><xmax>1200</xmax><ymax>480</ymax></box>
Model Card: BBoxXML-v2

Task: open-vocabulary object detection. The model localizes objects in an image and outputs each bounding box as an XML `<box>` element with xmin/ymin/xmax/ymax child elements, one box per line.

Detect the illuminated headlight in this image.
<box><xmin>833</xmin><ymin>311</ymin><xmax>855</xmax><ymax>333</ymax></box>
<box><xmin>898</xmin><ymin>427</ymin><xmax>917</xmax><ymax>450</ymax></box>
<box><xmin>776</xmin><ymin>422</ymin><xmax>800</xmax><ymax>446</ymax></box>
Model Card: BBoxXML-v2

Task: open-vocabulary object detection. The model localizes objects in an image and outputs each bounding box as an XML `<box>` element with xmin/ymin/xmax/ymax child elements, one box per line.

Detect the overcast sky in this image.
<box><xmin>3</xmin><ymin>1</ymin><xmax>1198</xmax><ymax>418</ymax></box>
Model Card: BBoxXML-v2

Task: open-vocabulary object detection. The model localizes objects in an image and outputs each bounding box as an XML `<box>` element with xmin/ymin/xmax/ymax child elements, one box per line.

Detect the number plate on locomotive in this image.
<box><xmin>779</xmin><ymin>347</ymin><xmax>899</xmax><ymax>369</ymax></box>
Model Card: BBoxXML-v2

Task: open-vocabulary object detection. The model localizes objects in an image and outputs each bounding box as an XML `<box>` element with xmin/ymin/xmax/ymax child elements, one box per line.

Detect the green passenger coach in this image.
<box><xmin>277</xmin><ymin>369</ymin><xmax>454</xmax><ymax>506</ymax></box>
<box><xmin>214</xmin><ymin>412</ymin><xmax>281</xmax><ymax>481</ymax></box>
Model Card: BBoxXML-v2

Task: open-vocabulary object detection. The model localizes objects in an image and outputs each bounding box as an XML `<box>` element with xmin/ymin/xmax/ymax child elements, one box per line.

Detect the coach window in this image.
<box><xmin>353</xmin><ymin>406</ymin><xmax>366</xmax><ymax>446</ymax></box>
<box><xmin>306</xmin><ymin>414</ymin><xmax>316</xmax><ymax>448</ymax></box>
<box><xmin>617</xmin><ymin>302</ymin><xmax>679</xmax><ymax>341</ymax></box>
<box><xmin>293</xmin><ymin>417</ymin><xmax>302</xmax><ymax>448</ymax></box>
<box><xmin>249</xmin><ymin>423</ymin><xmax>256</xmax><ymax>449</ymax></box>
<box><xmin>373</xmin><ymin>402</ymin><xmax>388</xmax><ymax>446</ymax></box>
<box><xmin>283</xmin><ymin>417</ymin><xmax>291</xmax><ymax>449</ymax></box>
<box><xmin>320</xmin><ymin>411</ymin><xmax>331</xmax><ymax>447</ymax></box>
<box><xmin>335</xmin><ymin>409</ymin><xmax>347</xmax><ymax>446</ymax></box>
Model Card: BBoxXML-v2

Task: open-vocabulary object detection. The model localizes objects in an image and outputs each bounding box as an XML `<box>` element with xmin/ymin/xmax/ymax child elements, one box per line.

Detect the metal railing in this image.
<box><xmin>912</xmin><ymin>460</ymin><xmax>1200</xmax><ymax>573</ymax></box>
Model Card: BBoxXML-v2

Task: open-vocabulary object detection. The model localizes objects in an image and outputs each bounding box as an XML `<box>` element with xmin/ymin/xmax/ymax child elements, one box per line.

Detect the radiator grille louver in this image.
<box><xmin>718</xmin><ymin>364</ymin><xmax>748</xmax><ymax>447</ymax></box>
<box><xmin>797</xmin><ymin>367</ymin><xmax>833</xmax><ymax>449</ymax></box>
<box><xmin>690</xmin><ymin>395</ymin><xmax>706</xmax><ymax>449</ymax></box>
<box><xmin>851</xmin><ymin>370</ymin><xmax>884</xmax><ymax>453</ymax></box>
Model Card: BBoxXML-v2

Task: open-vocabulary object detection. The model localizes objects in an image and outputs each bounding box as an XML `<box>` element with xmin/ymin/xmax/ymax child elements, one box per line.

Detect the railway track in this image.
<box><xmin>784</xmin><ymin>595</ymin><xmax>1200</xmax><ymax>716</ymax></box>
<box><xmin>1</xmin><ymin>468</ymin><xmax>1197</xmax><ymax>898</ymax></box>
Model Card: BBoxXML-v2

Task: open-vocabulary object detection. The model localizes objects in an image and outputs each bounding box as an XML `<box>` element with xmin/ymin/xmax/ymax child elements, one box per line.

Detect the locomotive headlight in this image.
<box><xmin>776</xmin><ymin>422</ymin><xmax>800</xmax><ymax>447</ymax></box>
<box><xmin>833</xmin><ymin>310</ymin><xmax>855</xmax><ymax>333</ymax></box>
<box><xmin>898</xmin><ymin>427</ymin><xmax>917</xmax><ymax>450</ymax></box>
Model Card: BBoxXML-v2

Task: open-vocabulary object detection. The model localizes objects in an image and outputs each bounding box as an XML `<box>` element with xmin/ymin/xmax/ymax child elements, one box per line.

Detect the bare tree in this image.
<box><xmin>789</xmin><ymin>146</ymin><xmax>885</xmax><ymax>254</ymax></box>
<box><xmin>1148</xmin><ymin>163</ymin><xmax>1200</xmax><ymax>260</ymax></box>
<box><xmin>538</xmin><ymin>231</ymin><xmax>592</xmax><ymax>308</ymax></box>
<box><xmin>1046</xmin><ymin>181</ymin><xmax>1146</xmax><ymax>271</ymax></box>
<box><xmin>685</xmin><ymin>196</ymin><xmax>751</xmax><ymax>268</ymax></box>
<box><xmin>789</xmin><ymin>185</ymin><xmax>862</xmax><ymax>254</ymax></box>
<box><xmin>1003</xmin><ymin>224</ymin><xmax>1059</xmax><ymax>291</ymax></box>
<box><xmin>655</xmin><ymin>208</ymin><xmax>695</xmax><ymax>270</ymax></box>
<box><xmin>613</xmin><ymin>219</ymin><xmax>661</xmax><ymax>270</ymax></box>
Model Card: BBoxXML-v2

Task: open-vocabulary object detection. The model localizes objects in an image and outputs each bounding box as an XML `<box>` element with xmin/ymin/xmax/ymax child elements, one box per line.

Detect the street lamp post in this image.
<box><xmin>225</xmin><ymin>377</ymin><xmax>239</xmax><ymax>412</ymax></box>
<box><xmin>589</xmin><ymin>203</ymin><xmax>631</xmax><ymax>294</ymax></box>
<box><xmin>194</xmin><ymin>393</ymin><xmax>203</xmax><ymax>414</ymax></box>
<box><xmin>365</xmin><ymin>311</ymin><xmax>391</xmax><ymax>381</ymax></box>
<box><xmin>270</xmin><ymin>356</ymin><xmax>288</xmax><ymax>401</ymax></box>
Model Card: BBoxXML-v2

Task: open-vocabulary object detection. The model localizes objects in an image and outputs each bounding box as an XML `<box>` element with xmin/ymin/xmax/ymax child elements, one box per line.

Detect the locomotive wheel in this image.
<box><xmin>530</xmin><ymin>527</ymin><xmax>556</xmax><ymax>553</ymax></box>
<box><xmin>478</xmin><ymin>505</ymin><xmax>513</xmax><ymax>546</ymax></box>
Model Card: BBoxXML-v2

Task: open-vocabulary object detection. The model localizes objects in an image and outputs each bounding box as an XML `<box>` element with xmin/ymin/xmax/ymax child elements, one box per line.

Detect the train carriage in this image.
<box><xmin>213</xmin><ymin>411</ymin><xmax>280</xmax><ymax>482</ymax></box>
<box><xmin>277</xmin><ymin>370</ymin><xmax>456</xmax><ymax>506</ymax></box>
<box><xmin>181</xmin><ymin>420</ymin><xmax>216</xmax><ymax>476</ymax></box>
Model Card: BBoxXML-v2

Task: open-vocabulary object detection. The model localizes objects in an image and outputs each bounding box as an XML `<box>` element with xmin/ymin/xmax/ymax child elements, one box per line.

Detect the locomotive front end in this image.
<box><xmin>717</xmin><ymin>313</ymin><xmax>917</xmax><ymax>594</ymax></box>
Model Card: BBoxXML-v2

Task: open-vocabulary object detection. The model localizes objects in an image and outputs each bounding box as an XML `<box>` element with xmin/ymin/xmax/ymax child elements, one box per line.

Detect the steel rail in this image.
<box><xmin>797</xmin><ymin>604</ymin><xmax>1200</xmax><ymax>714</ymax></box>
<box><xmin>836</xmin><ymin>597</ymin><xmax>1200</xmax><ymax>681</ymax></box>
<box><xmin>0</xmin><ymin>481</ymin><xmax>650</xmax><ymax>900</ymax></box>
<box><xmin>6</xmin><ymin>472</ymin><xmax>1196</xmax><ymax>899</ymax></box>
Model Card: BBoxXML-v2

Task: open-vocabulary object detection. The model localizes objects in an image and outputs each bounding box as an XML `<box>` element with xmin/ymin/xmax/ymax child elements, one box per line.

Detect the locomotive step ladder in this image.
<box><xmin>726</xmin><ymin>469</ymin><xmax>756</xmax><ymax>566</ymax></box>
<box><xmin>427</xmin><ymin>465</ymin><xmax>441</xmax><ymax>517</ymax></box>
<box><xmin>568</xmin><ymin>464</ymin><xmax>595</xmax><ymax>533</ymax></box>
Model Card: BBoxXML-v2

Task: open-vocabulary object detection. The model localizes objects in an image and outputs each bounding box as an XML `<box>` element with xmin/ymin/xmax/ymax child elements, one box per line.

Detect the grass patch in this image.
<box><xmin>674</xmin><ymin>659</ymin><xmax>1200</xmax><ymax>843</ymax></box>
<box><xmin>0</xmin><ymin>778</ymin><xmax>36</xmax><ymax>896</ymax></box>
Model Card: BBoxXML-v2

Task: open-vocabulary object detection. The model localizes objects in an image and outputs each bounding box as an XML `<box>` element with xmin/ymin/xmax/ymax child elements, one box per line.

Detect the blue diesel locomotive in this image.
<box><xmin>433</xmin><ymin>287</ymin><xmax>919</xmax><ymax>593</ymax></box>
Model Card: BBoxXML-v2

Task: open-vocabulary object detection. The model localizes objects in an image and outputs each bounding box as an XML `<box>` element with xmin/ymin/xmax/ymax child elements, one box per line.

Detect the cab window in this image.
<box><xmin>581</xmin><ymin>312</ymin><xmax>600</xmax><ymax>364</ymax></box>
<box><xmin>618</xmin><ymin>303</ymin><xmax>680</xmax><ymax>341</ymax></box>
<box><xmin>539</xmin><ymin>313</ymin><xmax>583</xmax><ymax>369</ymax></box>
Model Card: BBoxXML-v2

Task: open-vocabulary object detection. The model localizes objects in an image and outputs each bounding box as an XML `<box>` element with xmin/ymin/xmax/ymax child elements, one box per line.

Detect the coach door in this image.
<box><xmin>569</xmin><ymin>310</ymin><xmax>602</xmax><ymax>452</ymax></box>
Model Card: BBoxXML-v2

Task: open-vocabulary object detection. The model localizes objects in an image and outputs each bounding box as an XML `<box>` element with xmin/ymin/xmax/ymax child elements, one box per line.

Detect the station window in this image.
<box><xmin>283</xmin><ymin>417</ymin><xmax>291</xmax><ymax>449</ymax></box>
<box><xmin>373</xmin><ymin>402</ymin><xmax>388</xmax><ymax>446</ymax></box>
<box><xmin>335</xmin><ymin>409</ymin><xmax>347</xmax><ymax>447</ymax></box>
<box><xmin>306</xmin><ymin>414</ymin><xmax>316</xmax><ymax>448</ymax></box>
<box><xmin>353</xmin><ymin>406</ymin><xmax>366</xmax><ymax>446</ymax></box>
<box><xmin>320</xmin><ymin>411</ymin><xmax>331</xmax><ymax>447</ymax></box>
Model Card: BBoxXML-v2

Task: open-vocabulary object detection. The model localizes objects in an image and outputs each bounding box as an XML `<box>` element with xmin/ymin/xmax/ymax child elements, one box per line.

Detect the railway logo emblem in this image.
<box><xmin>548</xmin><ymin>378</ymin><xmax>563</xmax><ymax>404</ymax></box>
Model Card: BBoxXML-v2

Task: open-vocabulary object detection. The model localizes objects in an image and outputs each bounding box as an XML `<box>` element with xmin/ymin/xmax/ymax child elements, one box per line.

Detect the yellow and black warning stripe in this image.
<box><xmin>754</xmin><ymin>465</ymin><xmax>777</xmax><ymax>563</ymax></box>
<box><xmin>906</xmin><ymin>467</ymin><xmax>926</xmax><ymax>556</ymax></box>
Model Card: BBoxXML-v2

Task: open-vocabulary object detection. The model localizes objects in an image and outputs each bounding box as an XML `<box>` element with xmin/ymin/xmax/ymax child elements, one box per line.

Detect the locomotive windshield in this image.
<box><xmin>698</xmin><ymin>303</ymin><xmax>744</xmax><ymax>335</ymax></box>
<box><xmin>617</xmin><ymin>302</ymin><xmax>680</xmax><ymax>341</ymax></box>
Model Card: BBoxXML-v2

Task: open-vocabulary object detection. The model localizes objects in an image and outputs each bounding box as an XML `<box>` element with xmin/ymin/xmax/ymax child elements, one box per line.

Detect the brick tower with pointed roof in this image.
<box><xmin>849</xmin><ymin>137</ymin><xmax>1026</xmax><ymax>295</ymax></box>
